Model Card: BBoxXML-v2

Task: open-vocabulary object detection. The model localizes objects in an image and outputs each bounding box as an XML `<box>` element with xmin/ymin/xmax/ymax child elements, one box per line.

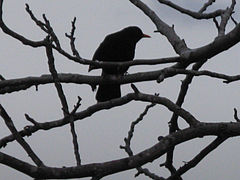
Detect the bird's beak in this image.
<box><xmin>142</xmin><ymin>34</ymin><xmax>151</xmax><ymax>38</ymax></box>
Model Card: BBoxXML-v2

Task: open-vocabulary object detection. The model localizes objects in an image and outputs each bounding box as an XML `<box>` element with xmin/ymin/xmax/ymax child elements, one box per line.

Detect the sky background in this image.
<box><xmin>0</xmin><ymin>0</ymin><xmax>240</xmax><ymax>179</ymax></box>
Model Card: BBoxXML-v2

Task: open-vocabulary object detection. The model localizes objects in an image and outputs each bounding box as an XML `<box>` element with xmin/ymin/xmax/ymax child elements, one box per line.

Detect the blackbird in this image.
<box><xmin>89</xmin><ymin>26</ymin><xmax>150</xmax><ymax>102</ymax></box>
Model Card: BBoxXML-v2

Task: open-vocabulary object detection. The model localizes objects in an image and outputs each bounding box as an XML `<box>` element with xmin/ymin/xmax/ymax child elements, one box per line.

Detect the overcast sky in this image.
<box><xmin>1</xmin><ymin>0</ymin><xmax>240</xmax><ymax>180</ymax></box>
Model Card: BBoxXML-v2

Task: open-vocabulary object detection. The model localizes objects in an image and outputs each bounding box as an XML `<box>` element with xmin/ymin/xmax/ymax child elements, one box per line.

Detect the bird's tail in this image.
<box><xmin>96</xmin><ymin>84</ymin><xmax>121</xmax><ymax>102</ymax></box>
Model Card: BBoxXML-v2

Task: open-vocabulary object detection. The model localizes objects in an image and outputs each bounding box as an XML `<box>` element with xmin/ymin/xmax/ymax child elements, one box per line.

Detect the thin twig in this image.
<box><xmin>231</xmin><ymin>15</ymin><xmax>238</xmax><ymax>26</ymax></box>
<box><xmin>120</xmin><ymin>100</ymin><xmax>161</xmax><ymax>179</ymax></box>
<box><xmin>120</xmin><ymin>101</ymin><xmax>156</xmax><ymax>155</ymax></box>
<box><xmin>218</xmin><ymin>0</ymin><xmax>236</xmax><ymax>36</ymax></box>
<box><xmin>158</xmin><ymin>0</ymin><xmax>223</xmax><ymax>19</ymax></box>
<box><xmin>65</xmin><ymin>17</ymin><xmax>81</xmax><ymax>58</ymax></box>
<box><xmin>233</xmin><ymin>108</ymin><xmax>240</xmax><ymax>122</ymax></box>
<box><xmin>0</xmin><ymin>1</ymin><xmax>45</xmax><ymax>47</ymax></box>
<box><xmin>135</xmin><ymin>167</ymin><xmax>165</xmax><ymax>180</ymax></box>
<box><xmin>213</xmin><ymin>17</ymin><xmax>220</xmax><ymax>31</ymax></box>
<box><xmin>199</xmin><ymin>0</ymin><xmax>216</xmax><ymax>13</ymax></box>
<box><xmin>25</xmin><ymin>114</ymin><xmax>40</xmax><ymax>126</ymax></box>
<box><xmin>25</xmin><ymin>4</ymin><xmax>48</xmax><ymax>33</ymax></box>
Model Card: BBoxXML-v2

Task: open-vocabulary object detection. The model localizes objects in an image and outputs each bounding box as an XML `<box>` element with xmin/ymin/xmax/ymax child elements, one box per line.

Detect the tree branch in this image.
<box><xmin>167</xmin><ymin>136</ymin><xmax>227</xmax><ymax>180</ymax></box>
<box><xmin>2</xmin><ymin>64</ymin><xmax>240</xmax><ymax>95</ymax></box>
<box><xmin>0</xmin><ymin>104</ymin><xmax>44</xmax><ymax>167</ymax></box>
<box><xmin>0</xmin><ymin>92</ymin><xmax>199</xmax><ymax>148</ymax></box>
<box><xmin>129</xmin><ymin>0</ymin><xmax>190</xmax><ymax>57</ymax></box>
<box><xmin>120</xmin><ymin>101</ymin><xmax>163</xmax><ymax>179</ymax></box>
<box><xmin>199</xmin><ymin>0</ymin><xmax>216</xmax><ymax>13</ymax></box>
<box><xmin>0</xmin><ymin>122</ymin><xmax>239</xmax><ymax>179</ymax></box>
<box><xmin>163</xmin><ymin>60</ymin><xmax>206</xmax><ymax>178</ymax></box>
<box><xmin>45</xmin><ymin>39</ymin><xmax>81</xmax><ymax>166</ymax></box>
<box><xmin>0</xmin><ymin>0</ymin><xmax>46</xmax><ymax>47</ymax></box>
<box><xmin>65</xmin><ymin>17</ymin><xmax>82</xmax><ymax>59</ymax></box>
<box><xmin>218</xmin><ymin>0</ymin><xmax>236</xmax><ymax>36</ymax></box>
<box><xmin>182</xmin><ymin>22</ymin><xmax>239</xmax><ymax>64</ymax></box>
<box><xmin>158</xmin><ymin>0</ymin><xmax>223</xmax><ymax>19</ymax></box>
<box><xmin>233</xmin><ymin>108</ymin><xmax>240</xmax><ymax>122</ymax></box>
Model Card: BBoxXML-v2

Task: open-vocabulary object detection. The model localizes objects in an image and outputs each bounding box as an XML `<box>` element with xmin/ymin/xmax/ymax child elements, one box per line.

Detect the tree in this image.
<box><xmin>0</xmin><ymin>0</ymin><xmax>240</xmax><ymax>179</ymax></box>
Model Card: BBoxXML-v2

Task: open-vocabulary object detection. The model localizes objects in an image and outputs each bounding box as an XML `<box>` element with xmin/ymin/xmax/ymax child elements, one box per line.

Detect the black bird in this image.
<box><xmin>89</xmin><ymin>26</ymin><xmax>150</xmax><ymax>102</ymax></box>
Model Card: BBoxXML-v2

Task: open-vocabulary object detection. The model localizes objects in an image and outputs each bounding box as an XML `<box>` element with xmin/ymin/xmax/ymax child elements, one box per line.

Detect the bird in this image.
<box><xmin>89</xmin><ymin>26</ymin><xmax>150</xmax><ymax>102</ymax></box>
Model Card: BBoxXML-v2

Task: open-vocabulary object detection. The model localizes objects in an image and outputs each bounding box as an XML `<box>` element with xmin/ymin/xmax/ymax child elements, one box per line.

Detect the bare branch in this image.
<box><xmin>218</xmin><ymin>0</ymin><xmax>236</xmax><ymax>36</ymax></box>
<box><xmin>233</xmin><ymin>108</ymin><xmax>240</xmax><ymax>122</ymax></box>
<box><xmin>45</xmin><ymin>40</ymin><xmax>81</xmax><ymax>166</ymax></box>
<box><xmin>0</xmin><ymin>104</ymin><xmax>44</xmax><ymax>167</ymax></box>
<box><xmin>70</xmin><ymin>96</ymin><xmax>82</xmax><ymax>115</ymax></box>
<box><xmin>120</xmin><ymin>100</ymin><xmax>163</xmax><ymax>179</ymax></box>
<box><xmin>131</xmin><ymin>83</ymin><xmax>140</xmax><ymax>94</ymax></box>
<box><xmin>0</xmin><ymin>0</ymin><xmax>46</xmax><ymax>47</ymax></box>
<box><xmin>188</xmin><ymin>23</ymin><xmax>240</xmax><ymax>63</ymax></box>
<box><xmin>0</xmin><ymin>67</ymin><xmax>174</xmax><ymax>95</ymax></box>
<box><xmin>135</xmin><ymin>167</ymin><xmax>165</xmax><ymax>180</ymax></box>
<box><xmin>158</xmin><ymin>0</ymin><xmax>223</xmax><ymax>19</ymax></box>
<box><xmin>199</xmin><ymin>0</ymin><xmax>216</xmax><ymax>13</ymax></box>
<box><xmin>24</xmin><ymin>114</ymin><xmax>40</xmax><ymax>127</ymax></box>
<box><xmin>65</xmin><ymin>17</ymin><xmax>82</xmax><ymax>58</ymax></box>
<box><xmin>1</xmin><ymin>122</ymin><xmax>240</xmax><ymax>179</ymax></box>
<box><xmin>213</xmin><ymin>17</ymin><xmax>220</xmax><ymax>30</ymax></box>
<box><xmin>163</xmin><ymin>60</ymin><xmax>206</xmax><ymax>177</ymax></box>
<box><xmin>231</xmin><ymin>15</ymin><xmax>238</xmax><ymax>26</ymax></box>
<box><xmin>2</xmin><ymin>63</ymin><xmax>240</xmax><ymax>95</ymax></box>
<box><xmin>45</xmin><ymin>38</ymin><xmax>69</xmax><ymax>116</ymax></box>
<box><xmin>1</xmin><ymin>0</ymin><xmax>240</xmax><ymax>179</ymax></box>
<box><xmin>167</xmin><ymin>136</ymin><xmax>227</xmax><ymax>180</ymax></box>
<box><xmin>168</xmin><ymin>68</ymin><xmax>240</xmax><ymax>83</ymax></box>
<box><xmin>88</xmin><ymin>56</ymin><xmax>180</xmax><ymax>71</ymax></box>
<box><xmin>129</xmin><ymin>0</ymin><xmax>190</xmax><ymax>57</ymax></box>
<box><xmin>0</xmin><ymin>92</ymin><xmax>200</xmax><ymax>148</ymax></box>
<box><xmin>121</xmin><ymin>102</ymin><xmax>156</xmax><ymax>155</ymax></box>
<box><xmin>25</xmin><ymin>4</ymin><xmax>48</xmax><ymax>33</ymax></box>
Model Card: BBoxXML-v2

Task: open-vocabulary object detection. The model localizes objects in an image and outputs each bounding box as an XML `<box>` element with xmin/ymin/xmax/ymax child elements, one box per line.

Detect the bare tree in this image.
<box><xmin>0</xmin><ymin>0</ymin><xmax>240</xmax><ymax>179</ymax></box>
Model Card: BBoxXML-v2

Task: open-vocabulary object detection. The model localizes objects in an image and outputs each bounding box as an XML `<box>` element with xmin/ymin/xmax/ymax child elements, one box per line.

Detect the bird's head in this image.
<box><xmin>121</xmin><ymin>26</ymin><xmax>151</xmax><ymax>43</ymax></box>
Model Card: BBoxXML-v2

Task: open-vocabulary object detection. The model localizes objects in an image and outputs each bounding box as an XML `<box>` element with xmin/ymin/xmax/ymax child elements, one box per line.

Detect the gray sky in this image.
<box><xmin>1</xmin><ymin>0</ymin><xmax>240</xmax><ymax>179</ymax></box>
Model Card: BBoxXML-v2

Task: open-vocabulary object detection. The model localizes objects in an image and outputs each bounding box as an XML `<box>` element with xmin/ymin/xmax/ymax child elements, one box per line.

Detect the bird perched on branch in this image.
<box><xmin>89</xmin><ymin>26</ymin><xmax>150</xmax><ymax>102</ymax></box>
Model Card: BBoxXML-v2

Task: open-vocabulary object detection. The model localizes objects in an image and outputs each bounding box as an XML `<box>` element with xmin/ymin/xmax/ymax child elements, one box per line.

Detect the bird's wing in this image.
<box><xmin>88</xmin><ymin>35</ymin><xmax>113</xmax><ymax>72</ymax></box>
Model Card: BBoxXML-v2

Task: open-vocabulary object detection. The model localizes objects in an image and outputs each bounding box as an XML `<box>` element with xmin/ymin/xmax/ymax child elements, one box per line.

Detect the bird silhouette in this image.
<box><xmin>89</xmin><ymin>26</ymin><xmax>150</xmax><ymax>102</ymax></box>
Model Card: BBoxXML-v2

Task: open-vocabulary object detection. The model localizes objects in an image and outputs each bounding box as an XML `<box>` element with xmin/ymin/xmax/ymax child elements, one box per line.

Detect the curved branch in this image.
<box><xmin>0</xmin><ymin>92</ymin><xmax>199</xmax><ymax>148</ymax></box>
<box><xmin>157</xmin><ymin>0</ymin><xmax>224</xmax><ymax>19</ymax></box>
<box><xmin>188</xmin><ymin>23</ymin><xmax>240</xmax><ymax>61</ymax></box>
<box><xmin>0</xmin><ymin>0</ymin><xmax>46</xmax><ymax>47</ymax></box>
<box><xmin>129</xmin><ymin>0</ymin><xmax>240</xmax><ymax>63</ymax></box>
<box><xmin>0</xmin><ymin>122</ymin><xmax>239</xmax><ymax>179</ymax></box>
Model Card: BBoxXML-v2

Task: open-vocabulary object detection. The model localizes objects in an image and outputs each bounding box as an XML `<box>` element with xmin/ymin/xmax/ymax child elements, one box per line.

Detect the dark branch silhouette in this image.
<box><xmin>0</xmin><ymin>0</ymin><xmax>240</xmax><ymax>179</ymax></box>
